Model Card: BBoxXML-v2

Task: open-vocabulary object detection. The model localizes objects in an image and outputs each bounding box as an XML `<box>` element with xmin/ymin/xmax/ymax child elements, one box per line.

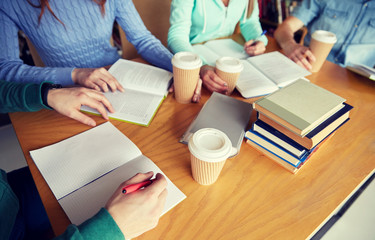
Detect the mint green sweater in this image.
<box><xmin>168</xmin><ymin>0</ymin><xmax>268</xmax><ymax>64</ymax></box>
<box><xmin>0</xmin><ymin>80</ymin><xmax>124</xmax><ymax>239</ymax></box>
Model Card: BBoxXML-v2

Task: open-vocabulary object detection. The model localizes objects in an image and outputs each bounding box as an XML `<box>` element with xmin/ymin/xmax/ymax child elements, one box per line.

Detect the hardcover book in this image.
<box><xmin>253</xmin><ymin>80</ymin><xmax>346</xmax><ymax>136</ymax></box>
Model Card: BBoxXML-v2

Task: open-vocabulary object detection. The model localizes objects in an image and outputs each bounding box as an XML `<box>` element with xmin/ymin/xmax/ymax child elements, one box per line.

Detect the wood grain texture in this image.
<box><xmin>9</xmin><ymin>36</ymin><xmax>375</xmax><ymax>239</ymax></box>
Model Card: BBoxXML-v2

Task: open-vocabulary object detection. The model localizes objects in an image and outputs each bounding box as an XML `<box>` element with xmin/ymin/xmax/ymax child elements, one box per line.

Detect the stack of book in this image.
<box><xmin>245</xmin><ymin>79</ymin><xmax>353</xmax><ymax>173</ymax></box>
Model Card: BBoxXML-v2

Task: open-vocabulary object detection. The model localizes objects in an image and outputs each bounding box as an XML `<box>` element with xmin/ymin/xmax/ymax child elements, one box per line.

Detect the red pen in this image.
<box><xmin>122</xmin><ymin>180</ymin><xmax>153</xmax><ymax>194</ymax></box>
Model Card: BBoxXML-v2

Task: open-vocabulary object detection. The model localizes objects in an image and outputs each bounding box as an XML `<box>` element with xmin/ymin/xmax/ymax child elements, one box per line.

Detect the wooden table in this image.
<box><xmin>9</xmin><ymin>37</ymin><xmax>375</xmax><ymax>240</ymax></box>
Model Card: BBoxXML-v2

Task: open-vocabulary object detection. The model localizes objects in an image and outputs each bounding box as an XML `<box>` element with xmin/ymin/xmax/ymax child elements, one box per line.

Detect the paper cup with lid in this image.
<box><xmin>172</xmin><ymin>52</ymin><xmax>202</xmax><ymax>104</ymax></box>
<box><xmin>188</xmin><ymin>128</ymin><xmax>232</xmax><ymax>185</ymax></box>
<box><xmin>309</xmin><ymin>30</ymin><xmax>337</xmax><ymax>72</ymax></box>
<box><xmin>215</xmin><ymin>57</ymin><xmax>244</xmax><ymax>95</ymax></box>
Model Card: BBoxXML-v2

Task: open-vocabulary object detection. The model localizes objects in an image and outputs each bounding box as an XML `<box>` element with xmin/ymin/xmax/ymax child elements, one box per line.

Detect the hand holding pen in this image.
<box><xmin>244</xmin><ymin>30</ymin><xmax>267</xmax><ymax>56</ymax></box>
<box><xmin>105</xmin><ymin>172</ymin><xmax>168</xmax><ymax>239</ymax></box>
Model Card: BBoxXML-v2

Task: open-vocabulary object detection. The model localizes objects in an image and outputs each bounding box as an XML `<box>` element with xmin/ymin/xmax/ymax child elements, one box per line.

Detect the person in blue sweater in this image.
<box><xmin>168</xmin><ymin>0</ymin><xmax>268</xmax><ymax>94</ymax></box>
<box><xmin>0</xmin><ymin>80</ymin><xmax>168</xmax><ymax>239</ymax></box>
<box><xmin>0</xmin><ymin>0</ymin><xmax>173</xmax><ymax>93</ymax></box>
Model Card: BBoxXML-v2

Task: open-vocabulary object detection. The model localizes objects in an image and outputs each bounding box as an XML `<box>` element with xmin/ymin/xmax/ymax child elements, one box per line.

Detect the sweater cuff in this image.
<box><xmin>53</xmin><ymin>68</ymin><xmax>75</xmax><ymax>86</ymax></box>
<box><xmin>23</xmin><ymin>82</ymin><xmax>48</xmax><ymax>111</ymax></box>
<box><xmin>78</xmin><ymin>208</ymin><xmax>124</xmax><ymax>240</ymax></box>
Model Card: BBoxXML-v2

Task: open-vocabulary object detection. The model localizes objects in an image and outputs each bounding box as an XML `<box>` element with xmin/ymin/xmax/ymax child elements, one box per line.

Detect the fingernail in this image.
<box><xmin>223</xmin><ymin>83</ymin><xmax>227</xmax><ymax>87</ymax></box>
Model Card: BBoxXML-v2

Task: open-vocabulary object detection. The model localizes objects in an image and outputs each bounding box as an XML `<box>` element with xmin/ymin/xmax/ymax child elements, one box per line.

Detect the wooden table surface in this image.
<box><xmin>9</xmin><ymin>37</ymin><xmax>375</xmax><ymax>240</ymax></box>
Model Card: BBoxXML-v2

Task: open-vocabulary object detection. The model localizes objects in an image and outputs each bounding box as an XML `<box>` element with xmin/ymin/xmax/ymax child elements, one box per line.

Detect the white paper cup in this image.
<box><xmin>188</xmin><ymin>128</ymin><xmax>232</xmax><ymax>185</ymax></box>
<box><xmin>215</xmin><ymin>57</ymin><xmax>243</xmax><ymax>95</ymax></box>
<box><xmin>172</xmin><ymin>52</ymin><xmax>202</xmax><ymax>104</ymax></box>
<box><xmin>309</xmin><ymin>30</ymin><xmax>337</xmax><ymax>72</ymax></box>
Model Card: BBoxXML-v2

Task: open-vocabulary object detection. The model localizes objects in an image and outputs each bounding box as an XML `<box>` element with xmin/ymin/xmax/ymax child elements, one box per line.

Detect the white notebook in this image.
<box><xmin>30</xmin><ymin>122</ymin><xmax>186</xmax><ymax>225</ymax></box>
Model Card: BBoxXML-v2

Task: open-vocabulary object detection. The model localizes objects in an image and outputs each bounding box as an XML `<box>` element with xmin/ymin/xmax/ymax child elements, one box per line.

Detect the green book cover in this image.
<box><xmin>254</xmin><ymin>79</ymin><xmax>346</xmax><ymax>135</ymax></box>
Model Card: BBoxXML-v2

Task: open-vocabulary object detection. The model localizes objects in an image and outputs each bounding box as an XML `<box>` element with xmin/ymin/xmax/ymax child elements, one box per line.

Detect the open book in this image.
<box><xmin>192</xmin><ymin>38</ymin><xmax>249</xmax><ymax>66</ymax></box>
<box><xmin>81</xmin><ymin>59</ymin><xmax>173</xmax><ymax>126</ymax></box>
<box><xmin>30</xmin><ymin>122</ymin><xmax>186</xmax><ymax>225</ymax></box>
<box><xmin>346</xmin><ymin>63</ymin><xmax>375</xmax><ymax>81</ymax></box>
<box><xmin>193</xmin><ymin>39</ymin><xmax>311</xmax><ymax>98</ymax></box>
<box><xmin>180</xmin><ymin>92</ymin><xmax>252</xmax><ymax>157</ymax></box>
<box><xmin>237</xmin><ymin>51</ymin><xmax>311</xmax><ymax>98</ymax></box>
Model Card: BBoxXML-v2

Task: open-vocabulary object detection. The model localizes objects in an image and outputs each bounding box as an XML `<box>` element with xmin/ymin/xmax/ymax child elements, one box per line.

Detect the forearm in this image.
<box><xmin>54</xmin><ymin>208</ymin><xmax>124</xmax><ymax>240</ymax></box>
<box><xmin>116</xmin><ymin>0</ymin><xmax>173</xmax><ymax>72</ymax></box>
<box><xmin>240</xmin><ymin>0</ymin><xmax>268</xmax><ymax>46</ymax></box>
<box><xmin>274</xmin><ymin>16</ymin><xmax>303</xmax><ymax>50</ymax></box>
<box><xmin>0</xmin><ymin>80</ymin><xmax>48</xmax><ymax>113</ymax></box>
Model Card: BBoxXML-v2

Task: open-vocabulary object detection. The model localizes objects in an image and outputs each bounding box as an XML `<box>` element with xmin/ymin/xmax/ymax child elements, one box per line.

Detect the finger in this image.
<box><xmin>79</xmin><ymin>93</ymin><xmax>111</xmax><ymax>119</ymax></box>
<box><xmin>122</xmin><ymin>172</ymin><xmax>154</xmax><ymax>187</ymax></box>
<box><xmin>85</xmin><ymin>90</ymin><xmax>115</xmax><ymax>113</ymax></box>
<box><xmin>168</xmin><ymin>83</ymin><xmax>174</xmax><ymax>93</ymax></box>
<box><xmin>296</xmin><ymin>52</ymin><xmax>312</xmax><ymax>70</ymax></box>
<box><xmin>68</xmin><ymin>110</ymin><xmax>97</xmax><ymax>127</ymax></box>
<box><xmin>144</xmin><ymin>173</ymin><xmax>167</xmax><ymax>196</ymax></box>
<box><xmin>304</xmin><ymin>50</ymin><xmax>316</xmax><ymax>63</ymax></box>
<box><xmin>98</xmin><ymin>68</ymin><xmax>120</xmax><ymax>92</ymax></box>
<box><xmin>244</xmin><ymin>40</ymin><xmax>255</xmax><ymax>48</ymax></box>
<box><xmin>192</xmin><ymin>79</ymin><xmax>202</xmax><ymax>103</ymax></box>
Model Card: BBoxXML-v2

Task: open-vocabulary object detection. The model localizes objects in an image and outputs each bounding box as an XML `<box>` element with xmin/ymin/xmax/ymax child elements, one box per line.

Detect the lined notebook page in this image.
<box><xmin>59</xmin><ymin>155</ymin><xmax>187</xmax><ymax>225</ymax></box>
<box><xmin>30</xmin><ymin>122</ymin><xmax>142</xmax><ymax>200</ymax></box>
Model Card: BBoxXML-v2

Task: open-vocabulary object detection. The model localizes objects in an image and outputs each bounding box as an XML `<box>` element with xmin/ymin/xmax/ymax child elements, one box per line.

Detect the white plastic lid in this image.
<box><xmin>188</xmin><ymin>128</ymin><xmax>232</xmax><ymax>162</ymax></box>
<box><xmin>171</xmin><ymin>52</ymin><xmax>202</xmax><ymax>70</ymax></box>
<box><xmin>311</xmin><ymin>30</ymin><xmax>337</xmax><ymax>44</ymax></box>
<box><xmin>216</xmin><ymin>57</ymin><xmax>244</xmax><ymax>73</ymax></box>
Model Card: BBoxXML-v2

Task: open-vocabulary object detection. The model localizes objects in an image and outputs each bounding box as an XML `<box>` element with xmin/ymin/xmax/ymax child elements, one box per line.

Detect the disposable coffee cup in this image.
<box><xmin>215</xmin><ymin>57</ymin><xmax>243</xmax><ymax>95</ymax></box>
<box><xmin>172</xmin><ymin>52</ymin><xmax>202</xmax><ymax>104</ymax></box>
<box><xmin>188</xmin><ymin>128</ymin><xmax>232</xmax><ymax>185</ymax></box>
<box><xmin>309</xmin><ymin>30</ymin><xmax>337</xmax><ymax>72</ymax></box>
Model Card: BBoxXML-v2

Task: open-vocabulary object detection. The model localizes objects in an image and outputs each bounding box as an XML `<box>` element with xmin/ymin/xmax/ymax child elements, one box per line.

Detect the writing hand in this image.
<box><xmin>244</xmin><ymin>40</ymin><xmax>266</xmax><ymax>56</ymax></box>
<box><xmin>105</xmin><ymin>172</ymin><xmax>168</xmax><ymax>239</ymax></box>
<box><xmin>47</xmin><ymin>87</ymin><xmax>115</xmax><ymax>126</ymax></box>
<box><xmin>283</xmin><ymin>43</ymin><xmax>316</xmax><ymax>70</ymax></box>
<box><xmin>72</xmin><ymin>68</ymin><xmax>125</xmax><ymax>93</ymax></box>
<box><xmin>200</xmin><ymin>65</ymin><xmax>228</xmax><ymax>94</ymax></box>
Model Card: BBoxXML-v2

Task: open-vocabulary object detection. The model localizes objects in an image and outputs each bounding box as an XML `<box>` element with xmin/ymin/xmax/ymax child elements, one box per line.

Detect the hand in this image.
<box><xmin>105</xmin><ymin>172</ymin><xmax>168</xmax><ymax>239</ymax></box>
<box><xmin>200</xmin><ymin>65</ymin><xmax>228</xmax><ymax>94</ymax></box>
<box><xmin>168</xmin><ymin>78</ymin><xmax>203</xmax><ymax>103</ymax></box>
<box><xmin>47</xmin><ymin>87</ymin><xmax>115</xmax><ymax>126</ymax></box>
<box><xmin>283</xmin><ymin>43</ymin><xmax>316</xmax><ymax>70</ymax></box>
<box><xmin>244</xmin><ymin>40</ymin><xmax>266</xmax><ymax>56</ymax></box>
<box><xmin>72</xmin><ymin>68</ymin><xmax>125</xmax><ymax>92</ymax></box>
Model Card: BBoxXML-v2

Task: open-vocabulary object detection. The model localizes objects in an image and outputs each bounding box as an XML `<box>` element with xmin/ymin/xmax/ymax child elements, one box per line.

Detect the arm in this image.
<box><xmin>115</xmin><ymin>0</ymin><xmax>173</xmax><ymax>72</ymax></box>
<box><xmin>274</xmin><ymin>16</ymin><xmax>315</xmax><ymax>70</ymax></box>
<box><xmin>55</xmin><ymin>172</ymin><xmax>168</xmax><ymax>240</ymax></box>
<box><xmin>0</xmin><ymin>12</ymin><xmax>123</xmax><ymax>92</ymax></box>
<box><xmin>0</xmin><ymin>80</ymin><xmax>114</xmax><ymax>126</ymax></box>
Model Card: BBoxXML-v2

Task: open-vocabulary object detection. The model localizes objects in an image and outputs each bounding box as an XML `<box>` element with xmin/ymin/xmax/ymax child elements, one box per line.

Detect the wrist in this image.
<box><xmin>41</xmin><ymin>82</ymin><xmax>62</xmax><ymax>109</ymax></box>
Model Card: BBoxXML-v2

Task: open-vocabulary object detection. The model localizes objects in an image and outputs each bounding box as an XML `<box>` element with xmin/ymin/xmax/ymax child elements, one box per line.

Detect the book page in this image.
<box><xmin>236</xmin><ymin>60</ymin><xmax>279</xmax><ymax>98</ymax></box>
<box><xmin>203</xmin><ymin>39</ymin><xmax>249</xmax><ymax>60</ymax></box>
<box><xmin>247</xmin><ymin>51</ymin><xmax>311</xmax><ymax>87</ymax></box>
<box><xmin>109</xmin><ymin>59</ymin><xmax>173</xmax><ymax>95</ymax></box>
<box><xmin>82</xmin><ymin>89</ymin><xmax>165</xmax><ymax>126</ymax></box>
<box><xmin>30</xmin><ymin>122</ymin><xmax>142</xmax><ymax>200</ymax></box>
<box><xmin>192</xmin><ymin>44</ymin><xmax>220</xmax><ymax>66</ymax></box>
<box><xmin>59</xmin><ymin>155</ymin><xmax>186</xmax><ymax>225</ymax></box>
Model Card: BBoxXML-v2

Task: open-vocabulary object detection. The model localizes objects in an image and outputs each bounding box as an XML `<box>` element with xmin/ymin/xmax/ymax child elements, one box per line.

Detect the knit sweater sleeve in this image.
<box><xmin>114</xmin><ymin>0</ymin><xmax>173</xmax><ymax>72</ymax></box>
<box><xmin>0</xmin><ymin>6</ymin><xmax>74</xmax><ymax>86</ymax></box>
<box><xmin>239</xmin><ymin>0</ymin><xmax>268</xmax><ymax>46</ymax></box>
<box><xmin>0</xmin><ymin>80</ymin><xmax>50</xmax><ymax>113</ymax></box>
<box><xmin>54</xmin><ymin>208</ymin><xmax>124</xmax><ymax>240</ymax></box>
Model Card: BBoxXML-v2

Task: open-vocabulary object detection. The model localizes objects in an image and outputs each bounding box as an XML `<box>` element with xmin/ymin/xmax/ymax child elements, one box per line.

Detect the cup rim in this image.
<box><xmin>188</xmin><ymin>128</ymin><xmax>232</xmax><ymax>162</ymax></box>
<box><xmin>311</xmin><ymin>30</ymin><xmax>337</xmax><ymax>44</ymax></box>
<box><xmin>172</xmin><ymin>52</ymin><xmax>202</xmax><ymax>70</ymax></box>
<box><xmin>216</xmin><ymin>57</ymin><xmax>244</xmax><ymax>73</ymax></box>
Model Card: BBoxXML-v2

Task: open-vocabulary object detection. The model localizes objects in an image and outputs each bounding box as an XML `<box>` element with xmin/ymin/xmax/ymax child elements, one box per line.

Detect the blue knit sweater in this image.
<box><xmin>0</xmin><ymin>0</ymin><xmax>173</xmax><ymax>86</ymax></box>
